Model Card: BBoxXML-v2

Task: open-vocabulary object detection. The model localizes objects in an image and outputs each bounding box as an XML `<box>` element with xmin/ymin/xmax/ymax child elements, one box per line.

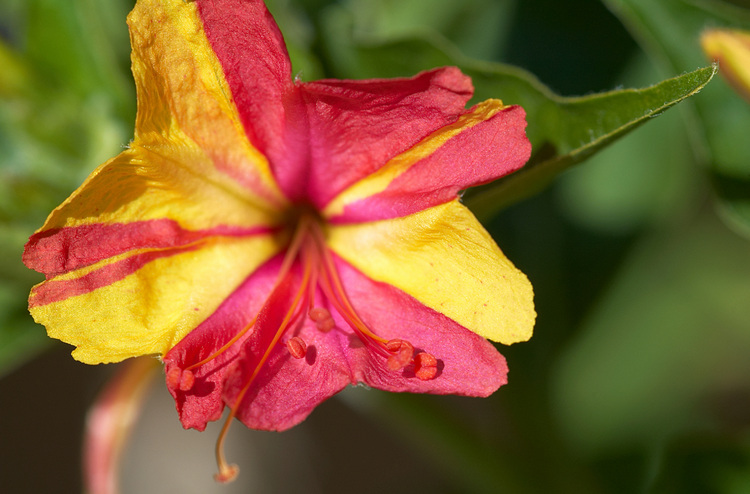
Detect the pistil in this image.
<box><xmin>170</xmin><ymin>210</ymin><xmax>438</xmax><ymax>483</ymax></box>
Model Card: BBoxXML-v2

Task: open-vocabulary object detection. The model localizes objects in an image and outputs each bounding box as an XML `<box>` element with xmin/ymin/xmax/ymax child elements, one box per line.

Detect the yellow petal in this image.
<box><xmin>37</xmin><ymin>145</ymin><xmax>276</xmax><ymax>233</ymax></box>
<box><xmin>128</xmin><ymin>0</ymin><xmax>284</xmax><ymax>206</ymax></box>
<box><xmin>327</xmin><ymin>200</ymin><xmax>535</xmax><ymax>344</ymax></box>
<box><xmin>30</xmin><ymin>235</ymin><xmax>279</xmax><ymax>364</ymax></box>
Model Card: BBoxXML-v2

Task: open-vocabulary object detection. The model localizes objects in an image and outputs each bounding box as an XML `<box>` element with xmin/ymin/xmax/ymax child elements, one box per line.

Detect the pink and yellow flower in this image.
<box><xmin>23</xmin><ymin>0</ymin><xmax>534</xmax><ymax>481</ymax></box>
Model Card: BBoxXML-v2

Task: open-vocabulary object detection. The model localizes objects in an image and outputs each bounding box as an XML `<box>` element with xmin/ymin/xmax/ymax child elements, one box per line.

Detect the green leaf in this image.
<box><xmin>603</xmin><ymin>0</ymin><xmax>750</xmax><ymax>234</ymax></box>
<box><xmin>467</xmin><ymin>65</ymin><xmax>716</xmax><ymax>217</ymax></box>
<box><xmin>557</xmin><ymin>55</ymin><xmax>700</xmax><ymax>233</ymax></box>
<box><xmin>318</xmin><ymin>3</ymin><xmax>715</xmax><ymax>218</ymax></box>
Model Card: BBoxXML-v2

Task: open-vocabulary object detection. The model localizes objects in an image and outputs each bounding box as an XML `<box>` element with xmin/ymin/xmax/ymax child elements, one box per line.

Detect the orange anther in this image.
<box><xmin>309</xmin><ymin>307</ymin><xmax>331</xmax><ymax>322</ymax></box>
<box><xmin>414</xmin><ymin>352</ymin><xmax>438</xmax><ymax>380</ymax></box>
<box><xmin>166</xmin><ymin>366</ymin><xmax>182</xmax><ymax>389</ymax></box>
<box><xmin>287</xmin><ymin>336</ymin><xmax>307</xmax><ymax>359</ymax></box>
<box><xmin>167</xmin><ymin>367</ymin><xmax>195</xmax><ymax>391</ymax></box>
<box><xmin>316</xmin><ymin>317</ymin><xmax>335</xmax><ymax>332</ymax></box>
<box><xmin>179</xmin><ymin>369</ymin><xmax>195</xmax><ymax>391</ymax></box>
<box><xmin>386</xmin><ymin>339</ymin><xmax>414</xmax><ymax>371</ymax></box>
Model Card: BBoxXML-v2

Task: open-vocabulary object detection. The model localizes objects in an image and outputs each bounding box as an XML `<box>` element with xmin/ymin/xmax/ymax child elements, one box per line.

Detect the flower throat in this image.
<box><xmin>167</xmin><ymin>210</ymin><xmax>438</xmax><ymax>483</ymax></box>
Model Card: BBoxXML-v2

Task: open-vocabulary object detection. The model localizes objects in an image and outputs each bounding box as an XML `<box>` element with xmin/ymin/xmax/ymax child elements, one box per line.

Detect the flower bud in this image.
<box><xmin>701</xmin><ymin>28</ymin><xmax>750</xmax><ymax>103</ymax></box>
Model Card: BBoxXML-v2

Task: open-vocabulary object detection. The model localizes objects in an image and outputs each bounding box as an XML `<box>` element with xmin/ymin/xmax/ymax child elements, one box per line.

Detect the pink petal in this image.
<box><xmin>292</xmin><ymin>67</ymin><xmax>474</xmax><ymax>206</ymax></box>
<box><xmin>196</xmin><ymin>0</ymin><xmax>292</xmax><ymax>173</ymax></box>
<box><xmin>222</xmin><ymin>256</ymin><xmax>507</xmax><ymax>432</ymax></box>
<box><xmin>334</xmin><ymin>255</ymin><xmax>508</xmax><ymax>395</ymax></box>
<box><xmin>332</xmin><ymin>105</ymin><xmax>531</xmax><ymax>223</ymax></box>
<box><xmin>84</xmin><ymin>357</ymin><xmax>158</xmax><ymax>494</ymax></box>
<box><xmin>162</xmin><ymin>255</ymin><xmax>283</xmax><ymax>431</ymax></box>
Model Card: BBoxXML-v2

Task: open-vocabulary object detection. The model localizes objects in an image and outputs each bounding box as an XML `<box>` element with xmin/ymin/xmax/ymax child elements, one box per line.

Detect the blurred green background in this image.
<box><xmin>1</xmin><ymin>0</ymin><xmax>749</xmax><ymax>493</ymax></box>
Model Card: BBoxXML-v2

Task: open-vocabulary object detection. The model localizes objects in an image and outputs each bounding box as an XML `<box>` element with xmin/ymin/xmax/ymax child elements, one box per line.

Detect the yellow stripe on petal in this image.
<box><xmin>30</xmin><ymin>235</ymin><xmax>279</xmax><ymax>364</ymax></box>
<box><xmin>327</xmin><ymin>200</ymin><xmax>535</xmax><ymax>344</ymax></box>
<box><xmin>322</xmin><ymin>100</ymin><xmax>506</xmax><ymax>217</ymax></box>
<box><xmin>128</xmin><ymin>0</ymin><xmax>284</xmax><ymax>206</ymax></box>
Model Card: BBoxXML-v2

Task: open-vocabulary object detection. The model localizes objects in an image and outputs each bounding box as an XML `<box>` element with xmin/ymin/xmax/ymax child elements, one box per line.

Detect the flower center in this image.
<box><xmin>170</xmin><ymin>209</ymin><xmax>437</xmax><ymax>482</ymax></box>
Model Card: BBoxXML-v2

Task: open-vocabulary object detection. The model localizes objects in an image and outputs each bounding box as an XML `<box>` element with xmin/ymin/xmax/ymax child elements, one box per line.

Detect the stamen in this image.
<box><xmin>183</xmin><ymin>317</ymin><xmax>257</xmax><ymax>373</ymax></box>
<box><xmin>316</xmin><ymin>318</ymin><xmax>335</xmax><ymax>332</ymax></box>
<box><xmin>183</xmin><ymin>213</ymin><xmax>314</xmax><ymax>376</ymax></box>
<box><xmin>305</xmin><ymin>220</ymin><xmax>434</xmax><ymax>378</ymax></box>
<box><xmin>179</xmin><ymin>369</ymin><xmax>195</xmax><ymax>391</ymax></box>
<box><xmin>309</xmin><ymin>307</ymin><xmax>330</xmax><ymax>322</ymax></box>
<box><xmin>413</xmin><ymin>352</ymin><xmax>438</xmax><ymax>380</ymax></box>
<box><xmin>386</xmin><ymin>339</ymin><xmax>414</xmax><ymax>371</ymax></box>
<box><xmin>214</xmin><ymin>251</ymin><xmax>313</xmax><ymax>482</ymax></box>
<box><xmin>165</xmin><ymin>367</ymin><xmax>181</xmax><ymax>389</ymax></box>
<box><xmin>309</xmin><ymin>307</ymin><xmax>335</xmax><ymax>332</ymax></box>
<box><xmin>287</xmin><ymin>337</ymin><xmax>307</xmax><ymax>359</ymax></box>
<box><xmin>166</xmin><ymin>367</ymin><xmax>195</xmax><ymax>392</ymax></box>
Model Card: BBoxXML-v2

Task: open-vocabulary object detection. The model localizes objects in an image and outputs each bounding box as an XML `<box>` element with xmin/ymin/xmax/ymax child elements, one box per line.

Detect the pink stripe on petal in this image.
<box><xmin>294</xmin><ymin>67</ymin><xmax>474</xmax><ymax>206</ymax></box>
<box><xmin>24</xmin><ymin>220</ymin><xmax>271</xmax><ymax>277</ymax></box>
<box><xmin>332</xmin><ymin>105</ymin><xmax>531</xmax><ymax>223</ymax></box>
<box><xmin>163</xmin><ymin>255</ymin><xmax>283</xmax><ymax>431</ymax></box>
<box><xmin>225</xmin><ymin>281</ymin><xmax>353</xmax><ymax>431</ymax></box>
<box><xmin>29</xmin><ymin>244</ymin><xmax>201</xmax><ymax>308</ymax></box>
<box><xmin>196</xmin><ymin>0</ymin><xmax>292</xmax><ymax>171</ymax></box>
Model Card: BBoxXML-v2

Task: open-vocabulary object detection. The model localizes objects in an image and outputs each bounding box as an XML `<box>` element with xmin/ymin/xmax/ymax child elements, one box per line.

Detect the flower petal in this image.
<box><xmin>23</xmin><ymin>144</ymin><xmax>278</xmax><ymax>276</ymax></box>
<box><xmin>327</xmin><ymin>200</ymin><xmax>535</xmax><ymax>344</ymax></box>
<box><xmin>334</xmin><ymin>257</ymin><xmax>508</xmax><ymax>395</ymax></box>
<box><xmin>29</xmin><ymin>235</ymin><xmax>279</xmax><ymax>364</ymax></box>
<box><xmin>192</xmin><ymin>0</ymin><xmax>293</xmax><ymax>185</ymax></box>
<box><xmin>129</xmin><ymin>0</ymin><xmax>284</xmax><ymax>203</ymax></box>
<box><xmin>221</xmin><ymin>266</ymin><xmax>353</xmax><ymax>431</ymax></box>
<box><xmin>163</xmin><ymin>255</ymin><xmax>284</xmax><ymax>431</ymax></box>
<box><xmin>222</xmin><ymin>256</ymin><xmax>508</xmax><ymax>432</ymax></box>
<box><xmin>288</xmin><ymin>67</ymin><xmax>474</xmax><ymax>206</ymax></box>
<box><xmin>324</xmin><ymin>103</ymin><xmax>530</xmax><ymax>222</ymax></box>
<box><xmin>701</xmin><ymin>28</ymin><xmax>750</xmax><ymax>103</ymax></box>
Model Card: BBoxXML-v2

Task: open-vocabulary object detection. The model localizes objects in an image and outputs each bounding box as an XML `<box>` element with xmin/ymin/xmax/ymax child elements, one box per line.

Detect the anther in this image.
<box><xmin>166</xmin><ymin>367</ymin><xmax>195</xmax><ymax>392</ymax></box>
<box><xmin>179</xmin><ymin>369</ymin><xmax>195</xmax><ymax>391</ymax></box>
<box><xmin>287</xmin><ymin>337</ymin><xmax>307</xmax><ymax>359</ymax></box>
<box><xmin>316</xmin><ymin>318</ymin><xmax>335</xmax><ymax>332</ymax></box>
<box><xmin>310</xmin><ymin>307</ymin><xmax>335</xmax><ymax>332</ymax></box>
<box><xmin>309</xmin><ymin>307</ymin><xmax>331</xmax><ymax>321</ymax></box>
<box><xmin>166</xmin><ymin>367</ymin><xmax>181</xmax><ymax>389</ymax></box>
<box><xmin>413</xmin><ymin>352</ymin><xmax>438</xmax><ymax>380</ymax></box>
<box><xmin>386</xmin><ymin>339</ymin><xmax>414</xmax><ymax>371</ymax></box>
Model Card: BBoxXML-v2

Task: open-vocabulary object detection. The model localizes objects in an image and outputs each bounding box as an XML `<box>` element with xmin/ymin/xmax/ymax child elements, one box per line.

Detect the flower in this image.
<box><xmin>701</xmin><ymin>28</ymin><xmax>750</xmax><ymax>103</ymax></box>
<box><xmin>23</xmin><ymin>0</ymin><xmax>534</xmax><ymax>482</ymax></box>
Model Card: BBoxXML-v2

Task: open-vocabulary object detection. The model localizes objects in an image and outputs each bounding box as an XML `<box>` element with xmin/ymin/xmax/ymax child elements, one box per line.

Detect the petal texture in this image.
<box><xmin>194</xmin><ymin>0</ymin><xmax>293</xmax><ymax>184</ymax></box>
<box><xmin>327</xmin><ymin>200</ymin><xmax>535</xmax><ymax>344</ymax></box>
<box><xmin>163</xmin><ymin>255</ymin><xmax>284</xmax><ymax>430</ymax></box>
<box><xmin>129</xmin><ymin>0</ymin><xmax>284</xmax><ymax>204</ymax></box>
<box><xmin>29</xmin><ymin>235</ymin><xmax>278</xmax><ymax>364</ymax></box>
<box><xmin>324</xmin><ymin>103</ymin><xmax>531</xmax><ymax>222</ymax></box>
<box><xmin>223</xmin><ymin>257</ymin><xmax>508</xmax><ymax>432</ymax></box>
<box><xmin>294</xmin><ymin>68</ymin><xmax>474</xmax><ymax>206</ymax></box>
<box><xmin>25</xmin><ymin>147</ymin><xmax>276</xmax><ymax>237</ymax></box>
